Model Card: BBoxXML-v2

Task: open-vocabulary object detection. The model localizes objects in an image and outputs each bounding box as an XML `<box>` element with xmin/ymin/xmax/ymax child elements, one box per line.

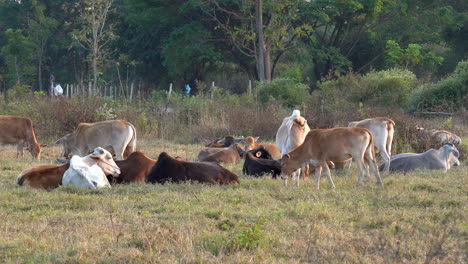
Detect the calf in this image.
<box><xmin>147</xmin><ymin>152</ymin><xmax>240</xmax><ymax>185</ymax></box>
<box><xmin>281</xmin><ymin>127</ymin><xmax>383</xmax><ymax>189</ymax></box>
<box><xmin>113</xmin><ymin>151</ymin><xmax>156</xmax><ymax>184</ymax></box>
<box><xmin>243</xmin><ymin>147</ymin><xmax>281</xmax><ymax>178</ymax></box>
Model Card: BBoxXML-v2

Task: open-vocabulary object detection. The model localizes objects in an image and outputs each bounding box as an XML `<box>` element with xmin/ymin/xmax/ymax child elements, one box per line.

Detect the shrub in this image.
<box><xmin>408</xmin><ymin>60</ymin><xmax>468</xmax><ymax>112</ymax></box>
<box><xmin>257</xmin><ymin>78</ymin><xmax>310</xmax><ymax>108</ymax></box>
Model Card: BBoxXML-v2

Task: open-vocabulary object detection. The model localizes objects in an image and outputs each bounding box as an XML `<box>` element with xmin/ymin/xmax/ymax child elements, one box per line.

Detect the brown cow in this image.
<box><xmin>112</xmin><ymin>151</ymin><xmax>156</xmax><ymax>184</ymax></box>
<box><xmin>280</xmin><ymin>127</ymin><xmax>383</xmax><ymax>189</ymax></box>
<box><xmin>205</xmin><ymin>136</ymin><xmax>235</xmax><ymax>148</ymax></box>
<box><xmin>147</xmin><ymin>152</ymin><xmax>240</xmax><ymax>184</ymax></box>
<box><xmin>0</xmin><ymin>115</ymin><xmax>43</xmax><ymax>159</ymax></box>
<box><xmin>17</xmin><ymin>163</ymin><xmax>69</xmax><ymax>189</ymax></box>
<box><xmin>198</xmin><ymin>143</ymin><xmax>245</xmax><ymax>164</ymax></box>
<box><xmin>242</xmin><ymin>136</ymin><xmax>281</xmax><ymax>160</ymax></box>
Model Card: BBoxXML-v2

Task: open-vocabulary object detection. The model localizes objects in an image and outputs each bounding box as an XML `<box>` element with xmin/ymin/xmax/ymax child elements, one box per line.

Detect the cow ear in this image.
<box><xmin>255</xmin><ymin>151</ymin><xmax>262</xmax><ymax>158</ymax></box>
<box><xmin>55</xmin><ymin>136</ymin><xmax>67</xmax><ymax>144</ymax></box>
<box><xmin>254</xmin><ymin>137</ymin><xmax>259</xmax><ymax>142</ymax></box>
<box><xmin>284</xmin><ymin>154</ymin><xmax>290</xmax><ymax>159</ymax></box>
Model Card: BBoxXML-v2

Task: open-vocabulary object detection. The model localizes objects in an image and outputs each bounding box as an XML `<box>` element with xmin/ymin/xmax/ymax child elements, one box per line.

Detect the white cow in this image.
<box><xmin>385</xmin><ymin>144</ymin><xmax>460</xmax><ymax>173</ymax></box>
<box><xmin>276</xmin><ymin>110</ymin><xmax>311</xmax><ymax>186</ymax></box>
<box><xmin>62</xmin><ymin>147</ymin><xmax>120</xmax><ymax>189</ymax></box>
<box><xmin>348</xmin><ymin>117</ymin><xmax>395</xmax><ymax>171</ymax></box>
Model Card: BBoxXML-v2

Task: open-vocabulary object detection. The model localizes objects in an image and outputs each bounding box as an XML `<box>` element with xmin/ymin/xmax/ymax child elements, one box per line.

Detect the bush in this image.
<box><xmin>408</xmin><ymin>60</ymin><xmax>468</xmax><ymax>112</ymax></box>
<box><xmin>257</xmin><ymin>78</ymin><xmax>310</xmax><ymax>108</ymax></box>
<box><xmin>311</xmin><ymin>69</ymin><xmax>418</xmax><ymax>120</ymax></box>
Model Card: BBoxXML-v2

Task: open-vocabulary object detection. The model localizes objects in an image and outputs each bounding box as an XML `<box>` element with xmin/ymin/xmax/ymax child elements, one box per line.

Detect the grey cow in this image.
<box><xmin>382</xmin><ymin>144</ymin><xmax>460</xmax><ymax>173</ymax></box>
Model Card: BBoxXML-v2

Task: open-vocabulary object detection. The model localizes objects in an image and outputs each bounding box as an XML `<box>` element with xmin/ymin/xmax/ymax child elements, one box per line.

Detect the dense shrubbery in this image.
<box><xmin>408</xmin><ymin>60</ymin><xmax>468</xmax><ymax>112</ymax></box>
<box><xmin>311</xmin><ymin>69</ymin><xmax>418</xmax><ymax>116</ymax></box>
<box><xmin>257</xmin><ymin>78</ymin><xmax>310</xmax><ymax>108</ymax></box>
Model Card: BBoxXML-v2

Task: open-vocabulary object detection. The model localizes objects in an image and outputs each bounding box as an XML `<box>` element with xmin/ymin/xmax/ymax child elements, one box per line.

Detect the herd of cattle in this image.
<box><xmin>0</xmin><ymin>111</ymin><xmax>462</xmax><ymax>190</ymax></box>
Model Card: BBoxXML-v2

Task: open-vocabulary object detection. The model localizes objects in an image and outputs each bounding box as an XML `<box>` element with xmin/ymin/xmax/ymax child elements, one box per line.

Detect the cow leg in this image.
<box><xmin>17</xmin><ymin>143</ymin><xmax>24</xmax><ymax>158</ymax></box>
<box><xmin>314</xmin><ymin>165</ymin><xmax>322</xmax><ymax>190</ymax></box>
<box><xmin>320</xmin><ymin>161</ymin><xmax>335</xmax><ymax>189</ymax></box>
<box><xmin>355</xmin><ymin>159</ymin><xmax>367</xmax><ymax>187</ymax></box>
<box><xmin>381</xmin><ymin>151</ymin><xmax>391</xmax><ymax>172</ymax></box>
<box><xmin>367</xmin><ymin>159</ymin><xmax>383</xmax><ymax>186</ymax></box>
<box><xmin>113</xmin><ymin>145</ymin><xmax>124</xmax><ymax>160</ymax></box>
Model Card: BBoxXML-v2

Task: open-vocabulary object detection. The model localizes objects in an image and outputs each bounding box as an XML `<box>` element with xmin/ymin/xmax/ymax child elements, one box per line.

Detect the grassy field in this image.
<box><xmin>0</xmin><ymin>140</ymin><xmax>466</xmax><ymax>263</ymax></box>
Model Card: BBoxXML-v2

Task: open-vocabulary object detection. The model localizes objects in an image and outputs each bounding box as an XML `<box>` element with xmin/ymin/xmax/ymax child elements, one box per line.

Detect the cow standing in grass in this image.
<box><xmin>280</xmin><ymin>127</ymin><xmax>383</xmax><ymax>189</ymax></box>
<box><xmin>0</xmin><ymin>115</ymin><xmax>44</xmax><ymax>159</ymax></box>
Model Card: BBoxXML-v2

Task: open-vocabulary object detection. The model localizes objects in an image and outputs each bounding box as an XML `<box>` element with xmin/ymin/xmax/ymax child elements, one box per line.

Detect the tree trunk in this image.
<box><xmin>256</xmin><ymin>0</ymin><xmax>265</xmax><ymax>82</ymax></box>
<box><xmin>264</xmin><ymin>43</ymin><xmax>272</xmax><ymax>81</ymax></box>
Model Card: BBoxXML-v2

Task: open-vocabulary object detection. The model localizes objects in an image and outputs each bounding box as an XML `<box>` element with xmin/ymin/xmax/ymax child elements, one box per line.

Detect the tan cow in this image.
<box><xmin>280</xmin><ymin>127</ymin><xmax>383</xmax><ymax>189</ymax></box>
<box><xmin>348</xmin><ymin>117</ymin><xmax>395</xmax><ymax>171</ymax></box>
<box><xmin>0</xmin><ymin>115</ymin><xmax>43</xmax><ymax>159</ymax></box>
<box><xmin>429</xmin><ymin>129</ymin><xmax>462</xmax><ymax>147</ymax></box>
<box><xmin>55</xmin><ymin>120</ymin><xmax>136</xmax><ymax>160</ymax></box>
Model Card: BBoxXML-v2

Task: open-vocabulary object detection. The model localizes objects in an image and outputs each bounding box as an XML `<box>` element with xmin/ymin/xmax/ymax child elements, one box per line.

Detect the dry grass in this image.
<box><xmin>0</xmin><ymin>141</ymin><xmax>466</xmax><ymax>263</ymax></box>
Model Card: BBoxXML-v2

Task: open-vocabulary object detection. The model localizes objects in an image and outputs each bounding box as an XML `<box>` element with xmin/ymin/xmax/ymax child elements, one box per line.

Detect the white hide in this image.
<box><xmin>62</xmin><ymin>148</ymin><xmax>111</xmax><ymax>189</ymax></box>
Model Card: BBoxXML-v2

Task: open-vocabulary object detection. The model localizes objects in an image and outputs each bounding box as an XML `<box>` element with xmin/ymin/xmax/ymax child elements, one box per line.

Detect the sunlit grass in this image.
<box><xmin>0</xmin><ymin>143</ymin><xmax>466</xmax><ymax>263</ymax></box>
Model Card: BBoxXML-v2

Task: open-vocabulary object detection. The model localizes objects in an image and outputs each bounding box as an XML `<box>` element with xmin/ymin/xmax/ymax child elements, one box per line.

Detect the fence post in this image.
<box><xmin>130</xmin><ymin>82</ymin><xmax>134</xmax><ymax>102</ymax></box>
<box><xmin>248</xmin><ymin>80</ymin><xmax>252</xmax><ymax>95</ymax></box>
<box><xmin>211</xmin><ymin>81</ymin><xmax>214</xmax><ymax>99</ymax></box>
<box><xmin>168</xmin><ymin>83</ymin><xmax>173</xmax><ymax>96</ymax></box>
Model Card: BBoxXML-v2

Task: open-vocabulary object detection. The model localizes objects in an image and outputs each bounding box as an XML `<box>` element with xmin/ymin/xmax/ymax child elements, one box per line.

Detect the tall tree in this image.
<box><xmin>72</xmin><ymin>0</ymin><xmax>116</xmax><ymax>92</ymax></box>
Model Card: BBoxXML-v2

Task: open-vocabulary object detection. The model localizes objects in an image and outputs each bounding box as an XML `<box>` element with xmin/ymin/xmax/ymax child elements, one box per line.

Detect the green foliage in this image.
<box><xmin>1</xmin><ymin>28</ymin><xmax>36</xmax><ymax>85</ymax></box>
<box><xmin>385</xmin><ymin>40</ymin><xmax>444</xmax><ymax>70</ymax></box>
<box><xmin>408</xmin><ymin>60</ymin><xmax>468</xmax><ymax>112</ymax></box>
<box><xmin>313</xmin><ymin>69</ymin><xmax>417</xmax><ymax>115</ymax></box>
<box><xmin>257</xmin><ymin>78</ymin><xmax>310</xmax><ymax>108</ymax></box>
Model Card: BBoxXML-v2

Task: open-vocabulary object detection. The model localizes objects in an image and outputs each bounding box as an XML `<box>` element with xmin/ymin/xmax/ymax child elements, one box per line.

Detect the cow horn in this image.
<box><xmin>55</xmin><ymin>136</ymin><xmax>68</xmax><ymax>144</ymax></box>
<box><xmin>285</xmin><ymin>154</ymin><xmax>290</xmax><ymax>159</ymax></box>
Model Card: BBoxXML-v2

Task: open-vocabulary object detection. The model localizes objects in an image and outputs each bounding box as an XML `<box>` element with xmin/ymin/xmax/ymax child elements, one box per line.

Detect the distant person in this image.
<box><xmin>185</xmin><ymin>84</ymin><xmax>191</xmax><ymax>95</ymax></box>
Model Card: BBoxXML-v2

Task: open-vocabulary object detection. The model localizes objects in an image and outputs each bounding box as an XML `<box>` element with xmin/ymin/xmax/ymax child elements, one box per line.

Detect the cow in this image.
<box><xmin>243</xmin><ymin>147</ymin><xmax>281</xmax><ymax>178</ymax></box>
<box><xmin>147</xmin><ymin>152</ymin><xmax>240</xmax><ymax>185</ymax></box>
<box><xmin>206</xmin><ymin>136</ymin><xmax>245</xmax><ymax>148</ymax></box>
<box><xmin>17</xmin><ymin>163</ymin><xmax>70</xmax><ymax>189</ymax></box>
<box><xmin>348</xmin><ymin>117</ymin><xmax>395</xmax><ymax>171</ymax></box>
<box><xmin>275</xmin><ymin>110</ymin><xmax>311</xmax><ymax>182</ymax></box>
<box><xmin>428</xmin><ymin>129</ymin><xmax>462</xmax><ymax>147</ymax></box>
<box><xmin>241</xmin><ymin>136</ymin><xmax>281</xmax><ymax>160</ymax></box>
<box><xmin>198</xmin><ymin>143</ymin><xmax>245</xmax><ymax>164</ymax></box>
<box><xmin>55</xmin><ymin>120</ymin><xmax>136</xmax><ymax>160</ymax></box>
<box><xmin>112</xmin><ymin>151</ymin><xmax>156</xmax><ymax>184</ymax></box>
<box><xmin>62</xmin><ymin>147</ymin><xmax>120</xmax><ymax>189</ymax></box>
<box><xmin>0</xmin><ymin>115</ymin><xmax>44</xmax><ymax>159</ymax></box>
<box><xmin>16</xmin><ymin>151</ymin><xmax>157</xmax><ymax>189</ymax></box>
<box><xmin>384</xmin><ymin>144</ymin><xmax>460</xmax><ymax>173</ymax></box>
<box><xmin>280</xmin><ymin>127</ymin><xmax>383</xmax><ymax>189</ymax></box>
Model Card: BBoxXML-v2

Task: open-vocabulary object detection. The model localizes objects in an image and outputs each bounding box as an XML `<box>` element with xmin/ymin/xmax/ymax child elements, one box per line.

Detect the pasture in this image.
<box><xmin>0</xmin><ymin>140</ymin><xmax>466</xmax><ymax>263</ymax></box>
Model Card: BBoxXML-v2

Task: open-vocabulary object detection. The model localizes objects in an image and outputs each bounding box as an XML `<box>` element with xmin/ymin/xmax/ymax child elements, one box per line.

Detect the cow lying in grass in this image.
<box><xmin>383</xmin><ymin>144</ymin><xmax>460</xmax><ymax>173</ymax></box>
<box><xmin>280</xmin><ymin>127</ymin><xmax>383</xmax><ymax>189</ymax></box>
<box><xmin>62</xmin><ymin>147</ymin><xmax>120</xmax><ymax>189</ymax></box>
<box><xmin>148</xmin><ymin>152</ymin><xmax>240</xmax><ymax>185</ymax></box>
<box><xmin>243</xmin><ymin>147</ymin><xmax>281</xmax><ymax>178</ymax></box>
<box><xmin>198</xmin><ymin>143</ymin><xmax>245</xmax><ymax>164</ymax></box>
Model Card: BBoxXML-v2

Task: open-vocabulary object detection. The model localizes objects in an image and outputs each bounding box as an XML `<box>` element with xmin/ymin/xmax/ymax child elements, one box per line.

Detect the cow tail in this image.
<box><xmin>386</xmin><ymin>119</ymin><xmax>395</xmax><ymax>156</ymax></box>
<box><xmin>129</xmin><ymin>123</ymin><xmax>137</xmax><ymax>153</ymax></box>
<box><xmin>16</xmin><ymin>171</ymin><xmax>27</xmax><ymax>186</ymax></box>
<box><xmin>365</xmin><ymin>128</ymin><xmax>376</xmax><ymax>162</ymax></box>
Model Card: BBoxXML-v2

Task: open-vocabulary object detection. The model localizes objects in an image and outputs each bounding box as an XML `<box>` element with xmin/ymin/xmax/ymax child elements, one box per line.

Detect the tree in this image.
<box><xmin>1</xmin><ymin>29</ymin><xmax>35</xmax><ymax>87</ymax></box>
<box><xmin>72</xmin><ymin>0</ymin><xmax>116</xmax><ymax>92</ymax></box>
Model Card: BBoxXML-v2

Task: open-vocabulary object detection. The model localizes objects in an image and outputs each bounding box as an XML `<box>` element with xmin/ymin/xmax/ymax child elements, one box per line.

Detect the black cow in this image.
<box><xmin>242</xmin><ymin>147</ymin><xmax>281</xmax><ymax>178</ymax></box>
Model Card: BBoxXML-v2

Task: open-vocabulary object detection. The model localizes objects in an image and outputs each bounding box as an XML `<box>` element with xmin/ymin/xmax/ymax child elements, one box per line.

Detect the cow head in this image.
<box><xmin>241</xmin><ymin>136</ymin><xmax>259</xmax><ymax>151</ymax></box>
<box><xmin>26</xmin><ymin>142</ymin><xmax>43</xmax><ymax>160</ymax></box>
<box><xmin>280</xmin><ymin>153</ymin><xmax>297</xmax><ymax>181</ymax></box>
<box><xmin>89</xmin><ymin>147</ymin><xmax>121</xmax><ymax>177</ymax></box>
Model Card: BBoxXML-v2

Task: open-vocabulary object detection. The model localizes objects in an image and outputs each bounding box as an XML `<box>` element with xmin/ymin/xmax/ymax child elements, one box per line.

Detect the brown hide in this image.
<box><xmin>147</xmin><ymin>152</ymin><xmax>240</xmax><ymax>185</ymax></box>
<box><xmin>198</xmin><ymin>143</ymin><xmax>244</xmax><ymax>164</ymax></box>
<box><xmin>17</xmin><ymin>163</ymin><xmax>69</xmax><ymax>189</ymax></box>
<box><xmin>113</xmin><ymin>151</ymin><xmax>156</xmax><ymax>184</ymax></box>
<box><xmin>0</xmin><ymin>115</ymin><xmax>42</xmax><ymax>159</ymax></box>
